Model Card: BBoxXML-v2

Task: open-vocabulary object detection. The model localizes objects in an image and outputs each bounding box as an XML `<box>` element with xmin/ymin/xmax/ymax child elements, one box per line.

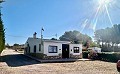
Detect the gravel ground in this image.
<box><xmin>0</xmin><ymin>49</ymin><xmax>119</xmax><ymax>74</ymax></box>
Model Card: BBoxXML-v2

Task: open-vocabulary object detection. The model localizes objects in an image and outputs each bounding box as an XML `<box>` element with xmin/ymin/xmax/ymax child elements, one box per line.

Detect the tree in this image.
<box><xmin>13</xmin><ymin>43</ymin><xmax>19</xmax><ymax>46</ymax></box>
<box><xmin>0</xmin><ymin>13</ymin><xmax>5</xmax><ymax>54</ymax></box>
<box><xmin>51</xmin><ymin>38</ymin><xmax>57</xmax><ymax>40</ymax></box>
<box><xmin>94</xmin><ymin>24</ymin><xmax>120</xmax><ymax>52</ymax></box>
<box><xmin>83</xmin><ymin>41</ymin><xmax>90</xmax><ymax>48</ymax></box>
<box><xmin>59</xmin><ymin>30</ymin><xmax>92</xmax><ymax>44</ymax></box>
<box><xmin>90</xmin><ymin>42</ymin><xmax>99</xmax><ymax>47</ymax></box>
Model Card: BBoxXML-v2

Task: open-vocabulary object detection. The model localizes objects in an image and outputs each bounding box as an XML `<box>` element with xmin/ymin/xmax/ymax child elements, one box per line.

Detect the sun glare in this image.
<box><xmin>99</xmin><ymin>0</ymin><xmax>111</xmax><ymax>5</ymax></box>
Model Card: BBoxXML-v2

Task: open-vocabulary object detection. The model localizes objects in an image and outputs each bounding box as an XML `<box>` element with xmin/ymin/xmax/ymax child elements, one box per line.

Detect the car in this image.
<box><xmin>117</xmin><ymin>60</ymin><xmax>120</xmax><ymax>72</ymax></box>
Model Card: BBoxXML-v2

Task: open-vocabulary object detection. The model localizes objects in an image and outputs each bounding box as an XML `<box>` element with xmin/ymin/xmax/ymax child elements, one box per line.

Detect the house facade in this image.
<box><xmin>24</xmin><ymin>34</ymin><xmax>82</xmax><ymax>59</ymax></box>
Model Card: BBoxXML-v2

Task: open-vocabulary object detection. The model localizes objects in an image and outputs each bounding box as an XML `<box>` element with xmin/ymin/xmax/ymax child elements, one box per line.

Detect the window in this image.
<box><xmin>48</xmin><ymin>46</ymin><xmax>58</xmax><ymax>53</ymax></box>
<box><xmin>73</xmin><ymin>47</ymin><xmax>79</xmax><ymax>53</ymax></box>
<box><xmin>39</xmin><ymin>44</ymin><xmax>41</xmax><ymax>51</ymax></box>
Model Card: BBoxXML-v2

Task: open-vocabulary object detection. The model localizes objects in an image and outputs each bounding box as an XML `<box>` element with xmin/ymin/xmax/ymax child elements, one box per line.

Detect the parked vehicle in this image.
<box><xmin>117</xmin><ymin>60</ymin><xmax>120</xmax><ymax>72</ymax></box>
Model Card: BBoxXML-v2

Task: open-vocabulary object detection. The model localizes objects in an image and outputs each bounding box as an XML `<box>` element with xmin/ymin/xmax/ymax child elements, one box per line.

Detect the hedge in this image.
<box><xmin>82</xmin><ymin>51</ymin><xmax>89</xmax><ymax>58</ymax></box>
<box><xmin>97</xmin><ymin>52</ymin><xmax>120</xmax><ymax>62</ymax></box>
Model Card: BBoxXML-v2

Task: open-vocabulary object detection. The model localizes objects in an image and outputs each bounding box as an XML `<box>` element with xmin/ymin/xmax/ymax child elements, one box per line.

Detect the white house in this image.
<box><xmin>24</xmin><ymin>33</ymin><xmax>82</xmax><ymax>59</ymax></box>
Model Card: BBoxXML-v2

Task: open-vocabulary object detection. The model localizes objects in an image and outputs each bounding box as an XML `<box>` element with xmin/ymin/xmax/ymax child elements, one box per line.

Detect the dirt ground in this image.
<box><xmin>0</xmin><ymin>49</ymin><xmax>119</xmax><ymax>74</ymax></box>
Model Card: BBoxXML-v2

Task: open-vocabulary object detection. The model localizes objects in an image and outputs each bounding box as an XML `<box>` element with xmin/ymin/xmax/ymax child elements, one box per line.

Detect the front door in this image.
<box><xmin>62</xmin><ymin>44</ymin><xmax>69</xmax><ymax>58</ymax></box>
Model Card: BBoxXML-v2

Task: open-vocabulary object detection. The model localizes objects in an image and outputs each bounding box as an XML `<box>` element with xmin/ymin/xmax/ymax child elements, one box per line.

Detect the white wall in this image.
<box><xmin>69</xmin><ymin>44</ymin><xmax>82</xmax><ymax>55</ymax></box>
<box><xmin>25</xmin><ymin>38</ymin><xmax>43</xmax><ymax>53</ymax></box>
<box><xmin>44</xmin><ymin>42</ymin><xmax>82</xmax><ymax>56</ymax></box>
<box><xmin>43</xmin><ymin>42</ymin><xmax>62</xmax><ymax>56</ymax></box>
<box><xmin>25</xmin><ymin>38</ymin><xmax>82</xmax><ymax>57</ymax></box>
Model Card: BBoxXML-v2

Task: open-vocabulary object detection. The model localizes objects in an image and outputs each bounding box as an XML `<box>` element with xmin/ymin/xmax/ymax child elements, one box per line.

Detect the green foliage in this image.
<box><xmin>82</xmin><ymin>51</ymin><xmax>89</xmax><ymax>58</ymax></box>
<box><xmin>28</xmin><ymin>53</ymin><xmax>44</xmax><ymax>59</ymax></box>
<box><xmin>51</xmin><ymin>38</ymin><xmax>57</xmax><ymax>40</ymax></box>
<box><xmin>97</xmin><ymin>52</ymin><xmax>120</xmax><ymax>62</ymax></box>
<box><xmin>90</xmin><ymin>42</ymin><xmax>100</xmax><ymax>47</ymax></box>
<box><xmin>13</xmin><ymin>43</ymin><xmax>19</xmax><ymax>46</ymax></box>
<box><xmin>94</xmin><ymin>24</ymin><xmax>120</xmax><ymax>52</ymax></box>
<box><xmin>59</xmin><ymin>30</ymin><xmax>92</xmax><ymax>44</ymax></box>
<box><xmin>0</xmin><ymin>17</ymin><xmax>5</xmax><ymax>54</ymax></box>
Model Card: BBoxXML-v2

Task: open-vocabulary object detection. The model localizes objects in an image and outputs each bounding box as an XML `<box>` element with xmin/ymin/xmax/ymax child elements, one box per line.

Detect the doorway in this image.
<box><xmin>62</xmin><ymin>44</ymin><xmax>69</xmax><ymax>58</ymax></box>
<box><xmin>34</xmin><ymin>45</ymin><xmax>36</xmax><ymax>53</ymax></box>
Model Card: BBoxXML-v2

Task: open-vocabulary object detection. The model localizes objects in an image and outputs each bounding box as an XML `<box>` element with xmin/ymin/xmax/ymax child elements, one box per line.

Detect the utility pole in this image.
<box><xmin>40</xmin><ymin>27</ymin><xmax>44</xmax><ymax>50</ymax></box>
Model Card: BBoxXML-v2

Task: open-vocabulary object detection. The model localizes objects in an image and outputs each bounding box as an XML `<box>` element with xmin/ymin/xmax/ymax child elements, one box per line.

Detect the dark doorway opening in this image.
<box><xmin>34</xmin><ymin>45</ymin><xmax>36</xmax><ymax>53</ymax></box>
<box><xmin>62</xmin><ymin>44</ymin><xmax>69</xmax><ymax>58</ymax></box>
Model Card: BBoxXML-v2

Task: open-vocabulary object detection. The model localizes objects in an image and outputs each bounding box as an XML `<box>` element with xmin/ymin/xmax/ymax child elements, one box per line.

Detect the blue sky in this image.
<box><xmin>1</xmin><ymin>0</ymin><xmax>120</xmax><ymax>45</ymax></box>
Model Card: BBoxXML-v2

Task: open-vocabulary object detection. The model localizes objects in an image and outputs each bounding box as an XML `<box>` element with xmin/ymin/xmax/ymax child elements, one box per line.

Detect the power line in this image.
<box><xmin>5</xmin><ymin>34</ymin><xmax>28</xmax><ymax>38</ymax></box>
<box><xmin>5</xmin><ymin>34</ymin><xmax>59</xmax><ymax>39</ymax></box>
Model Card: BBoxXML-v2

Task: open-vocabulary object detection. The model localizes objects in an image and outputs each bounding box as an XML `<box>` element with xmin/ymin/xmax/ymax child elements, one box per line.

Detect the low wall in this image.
<box><xmin>27</xmin><ymin>53</ymin><xmax>62</xmax><ymax>59</ymax></box>
<box><xmin>26</xmin><ymin>53</ymin><xmax>83</xmax><ymax>59</ymax></box>
<box><xmin>70</xmin><ymin>53</ymin><xmax>82</xmax><ymax>59</ymax></box>
<box><xmin>43</xmin><ymin>54</ymin><xmax>62</xmax><ymax>59</ymax></box>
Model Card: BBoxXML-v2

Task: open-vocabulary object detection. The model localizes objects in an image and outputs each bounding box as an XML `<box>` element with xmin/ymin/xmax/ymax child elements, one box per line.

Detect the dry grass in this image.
<box><xmin>0</xmin><ymin>49</ymin><xmax>119</xmax><ymax>74</ymax></box>
<box><xmin>0</xmin><ymin>60</ymin><xmax>119</xmax><ymax>74</ymax></box>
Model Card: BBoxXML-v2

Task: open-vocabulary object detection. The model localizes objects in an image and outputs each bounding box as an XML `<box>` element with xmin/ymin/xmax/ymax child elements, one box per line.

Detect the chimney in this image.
<box><xmin>33</xmin><ymin>32</ymin><xmax>37</xmax><ymax>38</ymax></box>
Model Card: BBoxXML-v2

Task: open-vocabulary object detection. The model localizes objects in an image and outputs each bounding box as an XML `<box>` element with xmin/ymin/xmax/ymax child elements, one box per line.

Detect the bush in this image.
<box><xmin>82</xmin><ymin>51</ymin><xmax>89</xmax><ymax>58</ymax></box>
<box><xmin>28</xmin><ymin>53</ymin><xmax>44</xmax><ymax>59</ymax></box>
<box><xmin>97</xmin><ymin>52</ymin><xmax>120</xmax><ymax>62</ymax></box>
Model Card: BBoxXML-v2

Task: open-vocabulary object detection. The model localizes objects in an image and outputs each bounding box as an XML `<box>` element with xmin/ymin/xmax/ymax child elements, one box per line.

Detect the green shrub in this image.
<box><xmin>82</xmin><ymin>51</ymin><xmax>89</xmax><ymax>58</ymax></box>
<box><xmin>97</xmin><ymin>52</ymin><xmax>120</xmax><ymax>62</ymax></box>
<box><xmin>28</xmin><ymin>53</ymin><xmax>44</xmax><ymax>59</ymax></box>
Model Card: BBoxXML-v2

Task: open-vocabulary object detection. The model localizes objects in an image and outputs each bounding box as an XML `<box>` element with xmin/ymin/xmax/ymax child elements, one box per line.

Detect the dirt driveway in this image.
<box><xmin>0</xmin><ymin>49</ymin><xmax>119</xmax><ymax>74</ymax></box>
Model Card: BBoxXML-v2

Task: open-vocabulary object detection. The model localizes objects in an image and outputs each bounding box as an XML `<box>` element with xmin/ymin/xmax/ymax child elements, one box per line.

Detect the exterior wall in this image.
<box><xmin>24</xmin><ymin>38</ymin><xmax>43</xmax><ymax>54</ymax></box>
<box><xmin>24</xmin><ymin>38</ymin><xmax>83</xmax><ymax>59</ymax></box>
<box><xmin>43</xmin><ymin>42</ymin><xmax>82</xmax><ymax>59</ymax></box>
<box><xmin>69</xmin><ymin>44</ymin><xmax>82</xmax><ymax>59</ymax></box>
<box><xmin>42</xmin><ymin>42</ymin><xmax>63</xmax><ymax>59</ymax></box>
<box><xmin>43</xmin><ymin>42</ymin><xmax>62</xmax><ymax>56</ymax></box>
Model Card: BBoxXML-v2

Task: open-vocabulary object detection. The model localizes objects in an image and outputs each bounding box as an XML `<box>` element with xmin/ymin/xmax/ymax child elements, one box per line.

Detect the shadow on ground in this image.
<box><xmin>0</xmin><ymin>54</ymin><xmax>40</xmax><ymax>67</ymax></box>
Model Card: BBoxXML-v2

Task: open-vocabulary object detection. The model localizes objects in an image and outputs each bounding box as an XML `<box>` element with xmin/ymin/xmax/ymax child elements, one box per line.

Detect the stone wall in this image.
<box><xmin>43</xmin><ymin>53</ymin><xmax>62</xmax><ymax>59</ymax></box>
<box><xmin>70</xmin><ymin>53</ymin><xmax>82</xmax><ymax>59</ymax></box>
<box><xmin>27</xmin><ymin>53</ymin><xmax>82</xmax><ymax>59</ymax></box>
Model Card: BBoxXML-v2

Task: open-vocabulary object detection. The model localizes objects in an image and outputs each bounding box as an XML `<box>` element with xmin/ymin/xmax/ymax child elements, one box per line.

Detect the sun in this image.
<box><xmin>98</xmin><ymin>0</ymin><xmax>111</xmax><ymax>5</ymax></box>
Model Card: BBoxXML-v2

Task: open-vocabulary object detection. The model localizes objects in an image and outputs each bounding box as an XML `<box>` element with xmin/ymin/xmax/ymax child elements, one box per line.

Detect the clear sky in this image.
<box><xmin>1</xmin><ymin>0</ymin><xmax>120</xmax><ymax>45</ymax></box>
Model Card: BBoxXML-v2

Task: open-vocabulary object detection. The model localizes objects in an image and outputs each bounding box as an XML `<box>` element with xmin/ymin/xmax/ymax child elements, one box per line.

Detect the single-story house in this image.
<box><xmin>24</xmin><ymin>33</ymin><xmax>82</xmax><ymax>59</ymax></box>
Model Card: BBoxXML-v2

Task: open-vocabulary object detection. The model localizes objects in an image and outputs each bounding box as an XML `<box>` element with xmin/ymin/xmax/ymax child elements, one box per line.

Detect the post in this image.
<box><xmin>41</xmin><ymin>27</ymin><xmax>44</xmax><ymax>51</ymax></box>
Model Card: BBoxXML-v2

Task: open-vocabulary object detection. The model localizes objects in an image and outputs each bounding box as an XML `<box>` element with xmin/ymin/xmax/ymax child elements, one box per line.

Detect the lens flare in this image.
<box><xmin>105</xmin><ymin>5</ymin><xmax>113</xmax><ymax>26</ymax></box>
<box><xmin>99</xmin><ymin>0</ymin><xmax>111</xmax><ymax>5</ymax></box>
